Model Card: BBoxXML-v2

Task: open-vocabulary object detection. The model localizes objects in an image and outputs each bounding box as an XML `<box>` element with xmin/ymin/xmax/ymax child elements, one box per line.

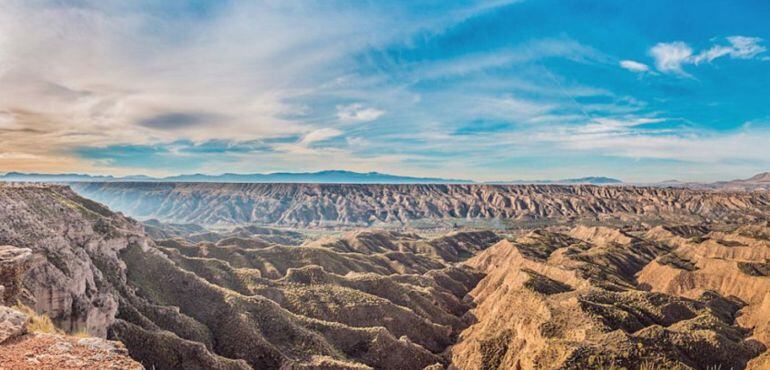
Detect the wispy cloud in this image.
<box><xmin>299</xmin><ymin>128</ymin><xmax>343</xmax><ymax>145</ymax></box>
<box><xmin>336</xmin><ymin>104</ymin><xmax>385</xmax><ymax>123</ymax></box>
<box><xmin>649</xmin><ymin>36</ymin><xmax>766</xmax><ymax>76</ymax></box>
<box><xmin>1</xmin><ymin>1</ymin><xmax>769</xmax><ymax>182</ymax></box>
<box><xmin>693</xmin><ymin>36</ymin><xmax>766</xmax><ymax>64</ymax></box>
<box><xmin>619</xmin><ymin>60</ymin><xmax>651</xmax><ymax>73</ymax></box>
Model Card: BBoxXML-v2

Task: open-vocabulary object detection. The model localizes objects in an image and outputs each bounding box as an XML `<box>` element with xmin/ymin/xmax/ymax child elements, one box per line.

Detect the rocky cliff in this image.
<box><xmin>0</xmin><ymin>243</ymin><xmax>142</xmax><ymax>369</ymax></box>
<box><xmin>72</xmin><ymin>182</ymin><xmax>770</xmax><ymax>227</ymax></box>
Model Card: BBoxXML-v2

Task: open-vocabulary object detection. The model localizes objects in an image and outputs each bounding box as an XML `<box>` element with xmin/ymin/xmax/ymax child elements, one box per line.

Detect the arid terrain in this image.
<box><xmin>1</xmin><ymin>182</ymin><xmax>769</xmax><ymax>369</ymax></box>
<box><xmin>72</xmin><ymin>182</ymin><xmax>770</xmax><ymax>228</ymax></box>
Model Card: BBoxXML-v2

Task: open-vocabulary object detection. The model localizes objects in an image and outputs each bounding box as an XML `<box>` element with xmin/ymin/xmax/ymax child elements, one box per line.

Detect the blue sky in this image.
<box><xmin>1</xmin><ymin>0</ymin><xmax>769</xmax><ymax>182</ymax></box>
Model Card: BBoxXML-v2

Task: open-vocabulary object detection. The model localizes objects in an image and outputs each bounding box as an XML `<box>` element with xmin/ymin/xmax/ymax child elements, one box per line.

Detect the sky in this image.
<box><xmin>1</xmin><ymin>0</ymin><xmax>770</xmax><ymax>182</ymax></box>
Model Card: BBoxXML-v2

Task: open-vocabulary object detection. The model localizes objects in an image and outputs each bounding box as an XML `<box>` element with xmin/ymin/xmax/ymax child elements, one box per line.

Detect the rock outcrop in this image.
<box><xmin>0</xmin><ymin>245</ymin><xmax>32</xmax><ymax>305</ymax></box>
<box><xmin>0</xmin><ymin>184</ymin><xmax>145</xmax><ymax>337</ymax></box>
<box><xmin>0</xmin><ymin>241</ymin><xmax>142</xmax><ymax>369</ymax></box>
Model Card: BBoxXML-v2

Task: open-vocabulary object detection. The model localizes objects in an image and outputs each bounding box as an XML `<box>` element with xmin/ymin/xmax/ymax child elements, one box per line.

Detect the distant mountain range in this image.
<box><xmin>0</xmin><ymin>171</ymin><xmax>625</xmax><ymax>185</ymax></box>
<box><xmin>0</xmin><ymin>170</ymin><xmax>471</xmax><ymax>184</ymax></box>
<box><xmin>647</xmin><ymin>172</ymin><xmax>769</xmax><ymax>191</ymax></box>
<box><xmin>5</xmin><ymin>170</ymin><xmax>770</xmax><ymax>189</ymax></box>
<box><xmin>490</xmin><ymin>176</ymin><xmax>623</xmax><ymax>185</ymax></box>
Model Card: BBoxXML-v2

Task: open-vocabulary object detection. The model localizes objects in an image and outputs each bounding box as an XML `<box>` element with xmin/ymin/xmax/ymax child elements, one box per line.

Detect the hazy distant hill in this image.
<box><xmin>652</xmin><ymin>171</ymin><xmax>770</xmax><ymax>191</ymax></box>
<box><xmin>160</xmin><ymin>170</ymin><xmax>472</xmax><ymax>184</ymax></box>
<box><xmin>490</xmin><ymin>176</ymin><xmax>623</xmax><ymax>185</ymax></box>
<box><xmin>708</xmin><ymin>171</ymin><xmax>770</xmax><ymax>191</ymax></box>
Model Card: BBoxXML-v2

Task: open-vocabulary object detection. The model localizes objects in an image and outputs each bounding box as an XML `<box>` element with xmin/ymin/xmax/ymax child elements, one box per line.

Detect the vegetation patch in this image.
<box><xmin>737</xmin><ymin>260</ymin><xmax>770</xmax><ymax>277</ymax></box>
<box><xmin>14</xmin><ymin>305</ymin><xmax>62</xmax><ymax>334</ymax></box>
<box><xmin>716</xmin><ymin>239</ymin><xmax>747</xmax><ymax>247</ymax></box>
<box><xmin>657</xmin><ymin>253</ymin><xmax>698</xmax><ymax>271</ymax></box>
<box><xmin>522</xmin><ymin>268</ymin><xmax>573</xmax><ymax>295</ymax></box>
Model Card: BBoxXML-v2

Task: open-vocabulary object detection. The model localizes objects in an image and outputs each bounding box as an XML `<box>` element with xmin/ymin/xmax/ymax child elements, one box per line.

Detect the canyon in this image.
<box><xmin>0</xmin><ymin>182</ymin><xmax>768</xmax><ymax>369</ymax></box>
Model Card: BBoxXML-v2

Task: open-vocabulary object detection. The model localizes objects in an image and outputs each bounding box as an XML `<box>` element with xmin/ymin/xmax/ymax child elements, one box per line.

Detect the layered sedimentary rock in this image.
<box><xmin>0</xmin><ymin>243</ymin><xmax>142</xmax><ymax>369</ymax></box>
<box><xmin>0</xmin><ymin>184</ymin><xmax>498</xmax><ymax>369</ymax></box>
<box><xmin>450</xmin><ymin>225</ymin><xmax>770</xmax><ymax>370</ymax></box>
<box><xmin>72</xmin><ymin>182</ymin><xmax>770</xmax><ymax>227</ymax></box>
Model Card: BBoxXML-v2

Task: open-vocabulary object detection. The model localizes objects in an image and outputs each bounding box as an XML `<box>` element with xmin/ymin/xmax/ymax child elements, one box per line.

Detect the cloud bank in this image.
<box><xmin>1</xmin><ymin>1</ymin><xmax>769</xmax><ymax>182</ymax></box>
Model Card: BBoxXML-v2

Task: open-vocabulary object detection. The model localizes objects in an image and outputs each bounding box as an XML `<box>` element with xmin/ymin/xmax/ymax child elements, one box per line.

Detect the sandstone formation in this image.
<box><xmin>72</xmin><ymin>182</ymin><xmax>770</xmax><ymax>227</ymax></box>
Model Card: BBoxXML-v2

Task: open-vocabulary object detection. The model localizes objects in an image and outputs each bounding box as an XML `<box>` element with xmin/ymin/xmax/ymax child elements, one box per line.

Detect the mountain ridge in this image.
<box><xmin>0</xmin><ymin>170</ymin><xmax>626</xmax><ymax>185</ymax></box>
<box><xmin>71</xmin><ymin>182</ymin><xmax>770</xmax><ymax>227</ymax></box>
<box><xmin>0</xmin><ymin>170</ymin><xmax>471</xmax><ymax>184</ymax></box>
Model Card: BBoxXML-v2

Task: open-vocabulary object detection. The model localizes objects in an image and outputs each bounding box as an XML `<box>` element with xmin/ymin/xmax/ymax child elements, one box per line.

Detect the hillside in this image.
<box><xmin>711</xmin><ymin>172</ymin><xmax>770</xmax><ymax>191</ymax></box>
<box><xmin>72</xmin><ymin>182</ymin><xmax>770</xmax><ymax>227</ymax></box>
<box><xmin>658</xmin><ymin>171</ymin><xmax>770</xmax><ymax>192</ymax></box>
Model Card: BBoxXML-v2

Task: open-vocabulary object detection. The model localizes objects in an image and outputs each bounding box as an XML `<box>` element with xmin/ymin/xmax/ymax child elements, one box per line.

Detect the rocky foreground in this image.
<box><xmin>0</xmin><ymin>183</ymin><xmax>769</xmax><ymax>369</ymax></box>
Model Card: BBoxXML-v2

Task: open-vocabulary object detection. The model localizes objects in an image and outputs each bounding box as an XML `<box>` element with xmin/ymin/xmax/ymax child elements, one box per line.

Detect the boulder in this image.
<box><xmin>0</xmin><ymin>246</ymin><xmax>33</xmax><ymax>305</ymax></box>
<box><xmin>0</xmin><ymin>306</ymin><xmax>29</xmax><ymax>343</ymax></box>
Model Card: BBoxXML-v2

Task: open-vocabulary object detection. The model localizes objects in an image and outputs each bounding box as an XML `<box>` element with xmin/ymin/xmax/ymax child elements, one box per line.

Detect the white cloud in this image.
<box><xmin>0</xmin><ymin>1</ymin><xmax>512</xmax><ymax>173</ymax></box>
<box><xmin>519</xmin><ymin>113</ymin><xmax>770</xmax><ymax>165</ymax></box>
<box><xmin>693</xmin><ymin>36</ymin><xmax>766</xmax><ymax>64</ymax></box>
<box><xmin>578</xmin><ymin>117</ymin><xmax>664</xmax><ymax>134</ymax></box>
<box><xmin>336</xmin><ymin>103</ymin><xmax>385</xmax><ymax>123</ymax></box>
<box><xmin>725</xmin><ymin>36</ymin><xmax>766</xmax><ymax>58</ymax></box>
<box><xmin>650</xmin><ymin>42</ymin><xmax>693</xmax><ymax>75</ymax></box>
<box><xmin>299</xmin><ymin>128</ymin><xmax>343</xmax><ymax>145</ymax></box>
<box><xmin>271</xmin><ymin>128</ymin><xmax>344</xmax><ymax>155</ymax></box>
<box><xmin>469</xmin><ymin>95</ymin><xmax>554</xmax><ymax>121</ymax></box>
<box><xmin>410</xmin><ymin>38</ymin><xmax>607</xmax><ymax>80</ymax></box>
<box><xmin>619</xmin><ymin>60</ymin><xmax>650</xmax><ymax>73</ymax></box>
<box><xmin>0</xmin><ymin>152</ymin><xmax>40</xmax><ymax>160</ymax></box>
<box><xmin>649</xmin><ymin>36</ymin><xmax>765</xmax><ymax>75</ymax></box>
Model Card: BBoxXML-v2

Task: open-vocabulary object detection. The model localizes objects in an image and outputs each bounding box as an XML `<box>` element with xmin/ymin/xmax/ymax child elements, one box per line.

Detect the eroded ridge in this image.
<box><xmin>451</xmin><ymin>224</ymin><xmax>770</xmax><ymax>370</ymax></box>
<box><xmin>72</xmin><ymin>182</ymin><xmax>770</xmax><ymax>227</ymax></box>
